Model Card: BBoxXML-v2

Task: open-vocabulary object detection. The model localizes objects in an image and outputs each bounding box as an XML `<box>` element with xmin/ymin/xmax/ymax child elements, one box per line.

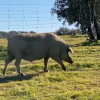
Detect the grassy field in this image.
<box><xmin>0</xmin><ymin>34</ymin><xmax>100</xmax><ymax>100</ymax></box>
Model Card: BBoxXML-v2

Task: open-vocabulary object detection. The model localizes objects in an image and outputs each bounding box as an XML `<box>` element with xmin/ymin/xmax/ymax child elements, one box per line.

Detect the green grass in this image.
<box><xmin>0</xmin><ymin>35</ymin><xmax>100</xmax><ymax>100</ymax></box>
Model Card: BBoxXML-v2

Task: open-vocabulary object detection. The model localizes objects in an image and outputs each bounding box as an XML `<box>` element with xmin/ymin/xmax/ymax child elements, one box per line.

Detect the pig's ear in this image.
<box><xmin>66</xmin><ymin>44</ymin><xmax>74</xmax><ymax>54</ymax></box>
<box><xmin>68</xmin><ymin>47</ymin><xmax>74</xmax><ymax>54</ymax></box>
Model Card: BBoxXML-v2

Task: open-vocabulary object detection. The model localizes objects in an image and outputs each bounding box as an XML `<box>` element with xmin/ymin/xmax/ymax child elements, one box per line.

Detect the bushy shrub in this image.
<box><xmin>54</xmin><ymin>27</ymin><xmax>81</xmax><ymax>35</ymax></box>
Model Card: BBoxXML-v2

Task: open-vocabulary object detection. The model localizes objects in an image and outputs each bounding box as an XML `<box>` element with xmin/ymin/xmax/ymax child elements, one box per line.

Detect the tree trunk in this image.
<box><xmin>80</xmin><ymin>0</ymin><xmax>87</xmax><ymax>34</ymax></box>
<box><xmin>81</xmin><ymin>23</ymin><xmax>86</xmax><ymax>34</ymax></box>
<box><xmin>81</xmin><ymin>14</ymin><xmax>86</xmax><ymax>34</ymax></box>
<box><xmin>91</xmin><ymin>0</ymin><xmax>100</xmax><ymax>40</ymax></box>
<box><xmin>94</xmin><ymin>15</ymin><xmax>100</xmax><ymax>39</ymax></box>
<box><xmin>85</xmin><ymin>0</ymin><xmax>95</xmax><ymax>41</ymax></box>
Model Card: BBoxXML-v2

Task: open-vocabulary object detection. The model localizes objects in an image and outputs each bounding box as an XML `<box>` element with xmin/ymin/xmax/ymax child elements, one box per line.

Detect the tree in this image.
<box><xmin>90</xmin><ymin>0</ymin><xmax>100</xmax><ymax>39</ymax></box>
<box><xmin>54</xmin><ymin>27</ymin><xmax>71</xmax><ymax>35</ymax></box>
<box><xmin>54</xmin><ymin>27</ymin><xmax>81</xmax><ymax>35</ymax></box>
<box><xmin>30</xmin><ymin>31</ymin><xmax>36</xmax><ymax>33</ymax></box>
<box><xmin>0</xmin><ymin>31</ymin><xmax>8</xmax><ymax>38</ymax></box>
<box><xmin>84</xmin><ymin>0</ymin><xmax>95</xmax><ymax>41</ymax></box>
<box><xmin>51</xmin><ymin>0</ymin><xmax>100</xmax><ymax>41</ymax></box>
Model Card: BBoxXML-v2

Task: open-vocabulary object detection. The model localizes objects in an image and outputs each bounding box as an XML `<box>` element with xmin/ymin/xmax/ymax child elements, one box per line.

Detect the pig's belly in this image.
<box><xmin>22</xmin><ymin>53</ymin><xmax>46</xmax><ymax>62</ymax></box>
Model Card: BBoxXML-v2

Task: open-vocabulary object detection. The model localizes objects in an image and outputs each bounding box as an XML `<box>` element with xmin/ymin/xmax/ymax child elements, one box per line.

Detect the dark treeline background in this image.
<box><xmin>0</xmin><ymin>28</ymin><xmax>81</xmax><ymax>39</ymax></box>
<box><xmin>0</xmin><ymin>31</ymin><xmax>36</xmax><ymax>39</ymax></box>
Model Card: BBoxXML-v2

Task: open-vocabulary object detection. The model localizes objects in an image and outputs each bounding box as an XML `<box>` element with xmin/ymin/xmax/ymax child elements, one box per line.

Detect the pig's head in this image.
<box><xmin>60</xmin><ymin>44</ymin><xmax>73</xmax><ymax>64</ymax></box>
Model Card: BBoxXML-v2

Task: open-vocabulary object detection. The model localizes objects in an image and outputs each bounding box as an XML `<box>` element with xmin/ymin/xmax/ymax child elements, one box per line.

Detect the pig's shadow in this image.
<box><xmin>0</xmin><ymin>71</ymin><xmax>44</xmax><ymax>83</ymax></box>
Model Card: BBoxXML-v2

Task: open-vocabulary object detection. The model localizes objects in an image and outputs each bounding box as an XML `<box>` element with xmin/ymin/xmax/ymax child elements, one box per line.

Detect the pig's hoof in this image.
<box><xmin>3</xmin><ymin>70</ymin><xmax>6</xmax><ymax>76</ymax></box>
<box><xmin>20</xmin><ymin>72</ymin><xmax>24</xmax><ymax>76</ymax></box>
<box><xmin>62</xmin><ymin>67</ymin><xmax>66</xmax><ymax>71</ymax></box>
<box><xmin>3</xmin><ymin>72</ymin><xmax>5</xmax><ymax>76</ymax></box>
<box><xmin>3</xmin><ymin>73</ymin><xmax>5</xmax><ymax>76</ymax></box>
<box><xmin>44</xmin><ymin>70</ymin><xmax>49</xmax><ymax>72</ymax></box>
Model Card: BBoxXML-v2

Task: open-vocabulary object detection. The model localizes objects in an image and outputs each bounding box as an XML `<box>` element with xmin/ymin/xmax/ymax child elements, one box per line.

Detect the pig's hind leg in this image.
<box><xmin>14</xmin><ymin>53</ymin><xmax>24</xmax><ymax>76</ymax></box>
<box><xmin>3</xmin><ymin>55</ymin><xmax>15</xmax><ymax>76</ymax></box>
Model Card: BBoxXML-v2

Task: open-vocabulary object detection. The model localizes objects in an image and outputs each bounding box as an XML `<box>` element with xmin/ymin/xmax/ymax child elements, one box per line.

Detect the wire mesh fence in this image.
<box><xmin>0</xmin><ymin>4</ymin><xmax>66</xmax><ymax>33</ymax></box>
